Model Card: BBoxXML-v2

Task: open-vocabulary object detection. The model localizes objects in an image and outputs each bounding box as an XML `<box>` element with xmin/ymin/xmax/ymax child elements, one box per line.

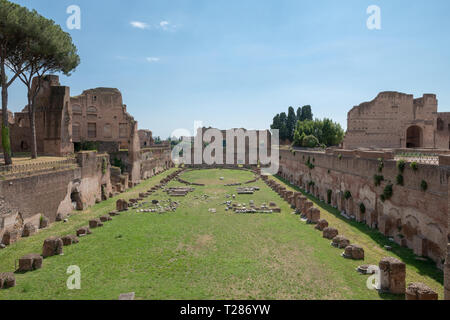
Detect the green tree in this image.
<box><xmin>0</xmin><ymin>0</ymin><xmax>35</xmax><ymax>164</ymax></box>
<box><xmin>300</xmin><ymin>105</ymin><xmax>313</xmax><ymax>121</ymax></box>
<box><xmin>296</xmin><ymin>107</ymin><xmax>302</xmax><ymax>121</ymax></box>
<box><xmin>302</xmin><ymin>135</ymin><xmax>319</xmax><ymax>148</ymax></box>
<box><xmin>293</xmin><ymin>118</ymin><xmax>344</xmax><ymax>148</ymax></box>
<box><xmin>278</xmin><ymin>112</ymin><xmax>288</xmax><ymax>141</ymax></box>
<box><xmin>270</xmin><ymin>113</ymin><xmax>281</xmax><ymax>131</ymax></box>
<box><xmin>286</xmin><ymin>106</ymin><xmax>297</xmax><ymax>141</ymax></box>
<box><xmin>7</xmin><ymin>6</ymin><xmax>80</xmax><ymax>159</ymax></box>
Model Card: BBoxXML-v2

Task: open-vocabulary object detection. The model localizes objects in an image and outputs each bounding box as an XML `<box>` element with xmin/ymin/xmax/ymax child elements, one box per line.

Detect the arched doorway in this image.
<box><xmin>406</xmin><ymin>126</ymin><xmax>422</xmax><ymax>148</ymax></box>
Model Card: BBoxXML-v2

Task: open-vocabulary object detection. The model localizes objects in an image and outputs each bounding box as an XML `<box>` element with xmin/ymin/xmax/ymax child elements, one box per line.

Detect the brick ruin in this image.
<box><xmin>343</xmin><ymin>91</ymin><xmax>450</xmax><ymax>150</ymax></box>
<box><xmin>0</xmin><ymin>75</ymin><xmax>173</xmax><ymax>242</ymax></box>
<box><xmin>0</xmin><ymin>75</ymin><xmax>73</xmax><ymax>156</ymax></box>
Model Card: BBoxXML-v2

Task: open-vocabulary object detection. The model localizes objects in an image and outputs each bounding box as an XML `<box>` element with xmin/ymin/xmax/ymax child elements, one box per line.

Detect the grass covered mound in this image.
<box><xmin>0</xmin><ymin>168</ymin><xmax>443</xmax><ymax>300</ymax></box>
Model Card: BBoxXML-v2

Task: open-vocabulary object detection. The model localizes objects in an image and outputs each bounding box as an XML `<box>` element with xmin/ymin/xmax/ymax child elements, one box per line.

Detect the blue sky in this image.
<box><xmin>7</xmin><ymin>0</ymin><xmax>450</xmax><ymax>138</ymax></box>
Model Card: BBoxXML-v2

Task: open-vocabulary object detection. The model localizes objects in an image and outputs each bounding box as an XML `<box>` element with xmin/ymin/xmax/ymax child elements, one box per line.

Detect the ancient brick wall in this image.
<box><xmin>0</xmin><ymin>151</ymin><xmax>112</xmax><ymax>239</ymax></box>
<box><xmin>279</xmin><ymin>148</ymin><xmax>448</xmax><ymax>265</ymax></box>
<box><xmin>343</xmin><ymin>91</ymin><xmax>447</xmax><ymax>149</ymax></box>
<box><xmin>70</xmin><ymin>87</ymin><xmax>135</xmax><ymax>150</ymax></box>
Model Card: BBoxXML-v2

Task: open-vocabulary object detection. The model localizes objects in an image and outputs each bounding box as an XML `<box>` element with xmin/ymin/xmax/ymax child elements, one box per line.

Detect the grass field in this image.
<box><xmin>0</xmin><ymin>168</ymin><xmax>444</xmax><ymax>300</ymax></box>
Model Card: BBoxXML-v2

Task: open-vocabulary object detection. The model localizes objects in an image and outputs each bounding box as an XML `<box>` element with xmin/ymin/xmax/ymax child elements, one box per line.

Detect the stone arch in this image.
<box><xmin>406</xmin><ymin>125</ymin><xmax>423</xmax><ymax>148</ymax></box>
<box><xmin>17</xmin><ymin>117</ymin><xmax>25</xmax><ymax>127</ymax></box>
<box><xmin>424</xmin><ymin>223</ymin><xmax>444</xmax><ymax>247</ymax></box>
<box><xmin>70</xmin><ymin>185</ymin><xmax>83</xmax><ymax>211</ymax></box>
<box><xmin>20</xmin><ymin>140</ymin><xmax>29</xmax><ymax>151</ymax></box>
<box><xmin>403</xmin><ymin>215</ymin><xmax>420</xmax><ymax>241</ymax></box>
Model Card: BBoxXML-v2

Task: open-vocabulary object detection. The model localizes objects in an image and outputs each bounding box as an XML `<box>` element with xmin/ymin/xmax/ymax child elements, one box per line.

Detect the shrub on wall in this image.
<box><xmin>102</xmin><ymin>157</ymin><xmax>108</xmax><ymax>175</ymax></box>
<box><xmin>397</xmin><ymin>160</ymin><xmax>406</xmax><ymax>173</ymax></box>
<box><xmin>396</xmin><ymin>174</ymin><xmax>404</xmax><ymax>186</ymax></box>
<box><xmin>381</xmin><ymin>184</ymin><xmax>393</xmax><ymax>201</ymax></box>
<box><xmin>373</xmin><ymin>174</ymin><xmax>384</xmax><ymax>186</ymax></box>
<box><xmin>338</xmin><ymin>154</ymin><xmax>342</xmax><ymax>160</ymax></box>
<box><xmin>344</xmin><ymin>190</ymin><xmax>352</xmax><ymax>200</ymax></box>
<box><xmin>421</xmin><ymin>180</ymin><xmax>428</xmax><ymax>191</ymax></box>
<box><xmin>410</xmin><ymin>162</ymin><xmax>419</xmax><ymax>171</ymax></box>
<box><xmin>377</xmin><ymin>158</ymin><xmax>384</xmax><ymax>173</ymax></box>
<box><xmin>359</xmin><ymin>203</ymin><xmax>366</xmax><ymax>214</ymax></box>
<box><xmin>305</xmin><ymin>157</ymin><xmax>315</xmax><ymax>170</ymax></box>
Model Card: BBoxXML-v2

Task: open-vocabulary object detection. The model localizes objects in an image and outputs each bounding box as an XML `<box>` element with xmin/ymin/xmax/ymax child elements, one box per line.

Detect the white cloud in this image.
<box><xmin>130</xmin><ymin>21</ymin><xmax>149</xmax><ymax>29</ymax></box>
<box><xmin>146</xmin><ymin>57</ymin><xmax>160</xmax><ymax>63</ymax></box>
<box><xmin>159</xmin><ymin>21</ymin><xmax>169</xmax><ymax>29</ymax></box>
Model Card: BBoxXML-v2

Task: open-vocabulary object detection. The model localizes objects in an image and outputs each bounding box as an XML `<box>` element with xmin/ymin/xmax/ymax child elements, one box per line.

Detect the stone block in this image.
<box><xmin>76</xmin><ymin>227</ymin><xmax>92</xmax><ymax>237</ymax></box>
<box><xmin>2</xmin><ymin>230</ymin><xmax>19</xmax><ymax>246</ymax></box>
<box><xmin>405</xmin><ymin>282</ymin><xmax>438</xmax><ymax>300</ymax></box>
<box><xmin>116</xmin><ymin>199</ymin><xmax>129</xmax><ymax>212</ymax></box>
<box><xmin>315</xmin><ymin>219</ymin><xmax>329</xmax><ymax>231</ymax></box>
<box><xmin>42</xmin><ymin>237</ymin><xmax>63</xmax><ymax>258</ymax></box>
<box><xmin>308</xmin><ymin>208</ymin><xmax>321</xmax><ymax>224</ymax></box>
<box><xmin>343</xmin><ymin>245</ymin><xmax>365</xmax><ymax>260</ymax></box>
<box><xmin>323</xmin><ymin>227</ymin><xmax>338</xmax><ymax>240</ymax></box>
<box><xmin>379</xmin><ymin>257</ymin><xmax>406</xmax><ymax>295</ymax></box>
<box><xmin>18</xmin><ymin>253</ymin><xmax>43</xmax><ymax>272</ymax></box>
<box><xmin>118</xmin><ymin>292</ymin><xmax>135</xmax><ymax>300</ymax></box>
<box><xmin>0</xmin><ymin>272</ymin><xmax>16</xmax><ymax>289</ymax></box>
<box><xmin>61</xmin><ymin>235</ymin><xmax>79</xmax><ymax>246</ymax></box>
<box><xmin>89</xmin><ymin>219</ymin><xmax>103</xmax><ymax>229</ymax></box>
<box><xmin>332</xmin><ymin>235</ymin><xmax>350</xmax><ymax>249</ymax></box>
<box><xmin>100</xmin><ymin>215</ymin><xmax>112</xmax><ymax>222</ymax></box>
<box><xmin>22</xmin><ymin>223</ymin><xmax>37</xmax><ymax>238</ymax></box>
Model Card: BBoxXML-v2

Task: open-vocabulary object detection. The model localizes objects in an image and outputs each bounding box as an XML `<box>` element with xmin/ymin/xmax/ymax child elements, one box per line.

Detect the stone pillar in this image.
<box><xmin>413</xmin><ymin>235</ymin><xmax>428</xmax><ymax>257</ymax></box>
<box><xmin>336</xmin><ymin>192</ymin><xmax>343</xmax><ymax>211</ymax></box>
<box><xmin>303</xmin><ymin>201</ymin><xmax>313</xmax><ymax>217</ymax></box>
<box><xmin>379</xmin><ymin>257</ymin><xmax>406</xmax><ymax>295</ymax></box>
<box><xmin>347</xmin><ymin>198</ymin><xmax>354</xmax><ymax>217</ymax></box>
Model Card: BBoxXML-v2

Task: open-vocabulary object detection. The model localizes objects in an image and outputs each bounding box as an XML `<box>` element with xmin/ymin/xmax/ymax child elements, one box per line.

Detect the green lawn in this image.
<box><xmin>0</xmin><ymin>168</ymin><xmax>443</xmax><ymax>300</ymax></box>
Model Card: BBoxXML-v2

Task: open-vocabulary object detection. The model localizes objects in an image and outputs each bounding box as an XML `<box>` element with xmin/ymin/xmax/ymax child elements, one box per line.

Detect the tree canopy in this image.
<box><xmin>293</xmin><ymin>118</ymin><xmax>344</xmax><ymax>148</ymax></box>
<box><xmin>270</xmin><ymin>105</ymin><xmax>314</xmax><ymax>142</ymax></box>
<box><xmin>1</xmin><ymin>0</ymin><xmax>80</xmax><ymax>159</ymax></box>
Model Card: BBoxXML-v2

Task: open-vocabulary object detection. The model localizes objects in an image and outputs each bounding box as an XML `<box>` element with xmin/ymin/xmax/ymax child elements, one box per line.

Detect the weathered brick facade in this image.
<box><xmin>343</xmin><ymin>91</ymin><xmax>450</xmax><ymax>150</ymax></box>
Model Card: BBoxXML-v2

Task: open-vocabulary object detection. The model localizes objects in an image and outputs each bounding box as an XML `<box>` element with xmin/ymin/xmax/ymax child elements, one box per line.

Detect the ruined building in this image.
<box><xmin>138</xmin><ymin>129</ymin><xmax>154</xmax><ymax>148</ymax></box>
<box><xmin>70</xmin><ymin>88</ymin><xmax>136</xmax><ymax>151</ymax></box>
<box><xmin>343</xmin><ymin>91</ymin><xmax>450</xmax><ymax>150</ymax></box>
<box><xmin>0</xmin><ymin>75</ymin><xmax>73</xmax><ymax>156</ymax></box>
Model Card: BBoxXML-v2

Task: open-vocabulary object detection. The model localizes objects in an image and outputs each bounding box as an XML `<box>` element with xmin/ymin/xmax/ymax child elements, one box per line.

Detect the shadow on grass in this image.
<box><xmin>272</xmin><ymin>175</ymin><xmax>444</xmax><ymax>287</ymax></box>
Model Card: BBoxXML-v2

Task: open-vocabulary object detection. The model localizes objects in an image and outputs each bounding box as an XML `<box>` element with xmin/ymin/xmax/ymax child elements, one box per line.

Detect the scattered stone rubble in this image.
<box><xmin>0</xmin><ymin>272</ymin><xmax>16</xmax><ymax>289</ymax></box>
<box><xmin>42</xmin><ymin>236</ymin><xmax>63</xmax><ymax>258</ymax></box>
<box><xmin>405</xmin><ymin>282</ymin><xmax>438</xmax><ymax>300</ymax></box>
<box><xmin>18</xmin><ymin>253</ymin><xmax>43</xmax><ymax>272</ymax></box>
<box><xmin>342</xmin><ymin>244</ymin><xmax>365</xmax><ymax>260</ymax></box>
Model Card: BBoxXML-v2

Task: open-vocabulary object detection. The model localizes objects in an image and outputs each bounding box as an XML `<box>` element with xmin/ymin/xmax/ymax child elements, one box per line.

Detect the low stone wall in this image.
<box><xmin>279</xmin><ymin>148</ymin><xmax>448</xmax><ymax>266</ymax></box>
<box><xmin>0</xmin><ymin>151</ymin><xmax>112</xmax><ymax>240</ymax></box>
